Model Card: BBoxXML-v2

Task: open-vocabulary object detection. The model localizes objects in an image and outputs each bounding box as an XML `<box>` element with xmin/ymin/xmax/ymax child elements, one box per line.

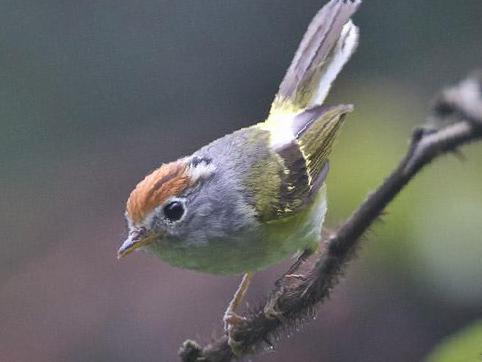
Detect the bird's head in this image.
<box><xmin>117</xmin><ymin>156</ymin><xmax>215</xmax><ymax>258</ymax></box>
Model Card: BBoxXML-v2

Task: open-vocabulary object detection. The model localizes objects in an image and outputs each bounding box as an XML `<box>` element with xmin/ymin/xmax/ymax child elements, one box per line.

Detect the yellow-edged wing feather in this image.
<box><xmin>256</xmin><ymin>104</ymin><xmax>351</xmax><ymax>221</ymax></box>
<box><xmin>255</xmin><ymin>0</ymin><xmax>360</xmax><ymax>221</ymax></box>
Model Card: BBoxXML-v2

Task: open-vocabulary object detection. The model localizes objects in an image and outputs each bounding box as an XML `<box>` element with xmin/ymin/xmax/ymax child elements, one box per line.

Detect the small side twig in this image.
<box><xmin>179</xmin><ymin>72</ymin><xmax>482</xmax><ymax>362</ymax></box>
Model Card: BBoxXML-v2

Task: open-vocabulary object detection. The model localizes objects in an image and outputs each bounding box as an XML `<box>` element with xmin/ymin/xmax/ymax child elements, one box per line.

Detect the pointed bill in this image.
<box><xmin>117</xmin><ymin>229</ymin><xmax>159</xmax><ymax>259</ymax></box>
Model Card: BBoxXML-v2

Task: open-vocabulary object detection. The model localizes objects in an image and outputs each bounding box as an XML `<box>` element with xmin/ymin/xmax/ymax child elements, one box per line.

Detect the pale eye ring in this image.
<box><xmin>163</xmin><ymin>200</ymin><xmax>185</xmax><ymax>222</ymax></box>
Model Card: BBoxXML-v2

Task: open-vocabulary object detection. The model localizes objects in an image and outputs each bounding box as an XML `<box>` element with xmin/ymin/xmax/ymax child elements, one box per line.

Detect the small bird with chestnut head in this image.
<box><xmin>118</xmin><ymin>0</ymin><xmax>361</xmax><ymax>347</ymax></box>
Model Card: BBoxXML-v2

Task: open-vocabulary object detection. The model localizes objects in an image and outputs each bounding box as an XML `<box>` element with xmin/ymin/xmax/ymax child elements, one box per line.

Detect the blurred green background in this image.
<box><xmin>1</xmin><ymin>1</ymin><xmax>481</xmax><ymax>361</ymax></box>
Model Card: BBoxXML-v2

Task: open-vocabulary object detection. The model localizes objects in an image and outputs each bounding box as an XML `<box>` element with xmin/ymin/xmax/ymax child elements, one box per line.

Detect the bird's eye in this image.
<box><xmin>163</xmin><ymin>200</ymin><xmax>185</xmax><ymax>222</ymax></box>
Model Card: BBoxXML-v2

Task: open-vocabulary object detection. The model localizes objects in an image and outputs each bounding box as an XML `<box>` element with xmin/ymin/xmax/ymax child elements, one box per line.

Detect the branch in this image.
<box><xmin>179</xmin><ymin>72</ymin><xmax>482</xmax><ymax>362</ymax></box>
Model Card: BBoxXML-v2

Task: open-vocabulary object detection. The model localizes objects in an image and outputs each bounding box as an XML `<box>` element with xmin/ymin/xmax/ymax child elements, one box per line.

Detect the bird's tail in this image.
<box><xmin>270</xmin><ymin>0</ymin><xmax>361</xmax><ymax>115</ymax></box>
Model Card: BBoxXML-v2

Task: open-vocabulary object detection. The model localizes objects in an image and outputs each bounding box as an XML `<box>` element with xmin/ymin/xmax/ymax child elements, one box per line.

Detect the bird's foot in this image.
<box><xmin>223</xmin><ymin>310</ymin><xmax>246</xmax><ymax>332</ymax></box>
<box><xmin>284</xmin><ymin>273</ymin><xmax>308</xmax><ymax>281</ymax></box>
<box><xmin>223</xmin><ymin>311</ymin><xmax>247</xmax><ymax>355</ymax></box>
<box><xmin>275</xmin><ymin>273</ymin><xmax>308</xmax><ymax>288</ymax></box>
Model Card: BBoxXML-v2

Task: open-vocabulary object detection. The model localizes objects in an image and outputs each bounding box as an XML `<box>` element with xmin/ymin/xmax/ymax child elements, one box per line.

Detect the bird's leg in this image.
<box><xmin>223</xmin><ymin>272</ymin><xmax>253</xmax><ymax>332</ymax></box>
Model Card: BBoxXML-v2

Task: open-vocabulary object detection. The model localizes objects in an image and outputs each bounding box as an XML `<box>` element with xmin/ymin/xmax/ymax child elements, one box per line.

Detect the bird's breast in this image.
<box><xmin>145</xmin><ymin>185</ymin><xmax>327</xmax><ymax>275</ymax></box>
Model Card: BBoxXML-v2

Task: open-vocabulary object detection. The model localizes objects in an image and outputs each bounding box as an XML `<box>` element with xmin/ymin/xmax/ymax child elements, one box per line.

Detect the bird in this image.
<box><xmin>118</xmin><ymin>0</ymin><xmax>361</xmax><ymax>346</ymax></box>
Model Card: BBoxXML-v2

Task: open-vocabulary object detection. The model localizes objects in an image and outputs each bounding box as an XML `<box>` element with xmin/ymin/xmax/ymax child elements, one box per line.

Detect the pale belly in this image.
<box><xmin>146</xmin><ymin>186</ymin><xmax>327</xmax><ymax>275</ymax></box>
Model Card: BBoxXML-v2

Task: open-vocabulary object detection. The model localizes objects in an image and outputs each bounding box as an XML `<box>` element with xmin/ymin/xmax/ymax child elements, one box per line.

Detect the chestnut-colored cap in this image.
<box><xmin>126</xmin><ymin>160</ymin><xmax>192</xmax><ymax>224</ymax></box>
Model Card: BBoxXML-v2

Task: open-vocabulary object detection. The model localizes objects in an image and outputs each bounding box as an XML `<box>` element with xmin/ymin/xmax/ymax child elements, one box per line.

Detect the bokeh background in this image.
<box><xmin>1</xmin><ymin>1</ymin><xmax>481</xmax><ymax>361</ymax></box>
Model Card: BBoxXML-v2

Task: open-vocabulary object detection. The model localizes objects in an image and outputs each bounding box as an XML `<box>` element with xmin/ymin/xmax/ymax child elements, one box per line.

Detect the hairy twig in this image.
<box><xmin>179</xmin><ymin>72</ymin><xmax>482</xmax><ymax>362</ymax></box>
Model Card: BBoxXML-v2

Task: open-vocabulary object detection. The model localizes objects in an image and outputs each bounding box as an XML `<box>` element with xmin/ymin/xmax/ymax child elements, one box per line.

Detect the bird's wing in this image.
<box><xmin>247</xmin><ymin>0</ymin><xmax>360</xmax><ymax>222</ymax></box>
<box><xmin>256</xmin><ymin>104</ymin><xmax>351</xmax><ymax>222</ymax></box>
<box><xmin>270</xmin><ymin>0</ymin><xmax>360</xmax><ymax>115</ymax></box>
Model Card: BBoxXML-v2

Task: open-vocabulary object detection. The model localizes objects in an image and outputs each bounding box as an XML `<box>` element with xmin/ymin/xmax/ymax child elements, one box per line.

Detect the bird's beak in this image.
<box><xmin>117</xmin><ymin>228</ymin><xmax>159</xmax><ymax>259</ymax></box>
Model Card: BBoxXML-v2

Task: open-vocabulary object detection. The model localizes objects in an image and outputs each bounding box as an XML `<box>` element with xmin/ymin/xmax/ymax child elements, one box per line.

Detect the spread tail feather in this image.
<box><xmin>270</xmin><ymin>0</ymin><xmax>361</xmax><ymax>114</ymax></box>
